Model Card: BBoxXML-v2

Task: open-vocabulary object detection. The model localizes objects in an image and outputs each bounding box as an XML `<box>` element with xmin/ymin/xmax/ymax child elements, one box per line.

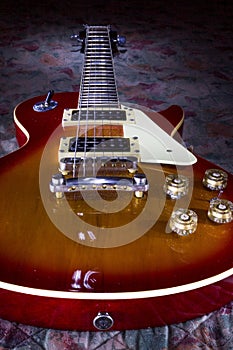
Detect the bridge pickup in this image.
<box><xmin>50</xmin><ymin>173</ymin><xmax>148</xmax><ymax>198</ymax></box>
<box><xmin>69</xmin><ymin>137</ymin><xmax>130</xmax><ymax>152</ymax></box>
<box><xmin>59</xmin><ymin>136</ymin><xmax>140</xmax><ymax>162</ymax></box>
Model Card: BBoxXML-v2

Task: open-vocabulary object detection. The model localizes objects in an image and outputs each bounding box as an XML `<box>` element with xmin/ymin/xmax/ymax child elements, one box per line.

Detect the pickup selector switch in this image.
<box><xmin>203</xmin><ymin>169</ymin><xmax>228</xmax><ymax>190</ymax></box>
<box><xmin>208</xmin><ymin>199</ymin><xmax>233</xmax><ymax>223</ymax></box>
<box><xmin>33</xmin><ymin>90</ymin><xmax>58</xmax><ymax>112</ymax></box>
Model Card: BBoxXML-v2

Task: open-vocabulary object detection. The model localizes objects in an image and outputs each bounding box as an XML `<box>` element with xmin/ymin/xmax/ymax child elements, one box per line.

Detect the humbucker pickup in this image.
<box><xmin>71</xmin><ymin>109</ymin><xmax>127</xmax><ymax>121</ymax></box>
<box><xmin>59</xmin><ymin>156</ymin><xmax>138</xmax><ymax>173</ymax></box>
<box><xmin>62</xmin><ymin>106</ymin><xmax>136</xmax><ymax>127</ymax></box>
<box><xmin>59</xmin><ymin>136</ymin><xmax>140</xmax><ymax>162</ymax></box>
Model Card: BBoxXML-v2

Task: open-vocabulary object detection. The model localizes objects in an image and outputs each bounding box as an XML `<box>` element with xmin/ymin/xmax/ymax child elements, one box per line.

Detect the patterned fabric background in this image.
<box><xmin>0</xmin><ymin>0</ymin><xmax>232</xmax><ymax>348</ymax></box>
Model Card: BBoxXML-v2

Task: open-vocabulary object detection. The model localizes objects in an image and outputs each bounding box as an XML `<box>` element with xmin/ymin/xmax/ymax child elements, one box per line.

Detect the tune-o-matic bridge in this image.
<box><xmin>50</xmin><ymin>173</ymin><xmax>148</xmax><ymax>199</ymax></box>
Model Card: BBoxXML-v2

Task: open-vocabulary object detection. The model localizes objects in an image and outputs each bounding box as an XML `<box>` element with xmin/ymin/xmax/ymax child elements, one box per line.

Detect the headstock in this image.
<box><xmin>70</xmin><ymin>25</ymin><xmax>126</xmax><ymax>55</ymax></box>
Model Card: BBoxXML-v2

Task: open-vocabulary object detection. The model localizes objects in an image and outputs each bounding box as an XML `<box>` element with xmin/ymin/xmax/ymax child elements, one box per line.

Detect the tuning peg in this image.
<box><xmin>117</xmin><ymin>35</ymin><xmax>126</xmax><ymax>46</ymax></box>
<box><xmin>70</xmin><ymin>34</ymin><xmax>83</xmax><ymax>43</ymax></box>
<box><xmin>70</xmin><ymin>30</ymin><xmax>86</xmax><ymax>53</ymax></box>
<box><xmin>70</xmin><ymin>34</ymin><xmax>79</xmax><ymax>40</ymax></box>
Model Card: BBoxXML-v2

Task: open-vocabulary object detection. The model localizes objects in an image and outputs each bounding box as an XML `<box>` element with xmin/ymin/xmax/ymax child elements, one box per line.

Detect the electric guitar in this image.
<box><xmin>0</xmin><ymin>25</ymin><xmax>232</xmax><ymax>331</ymax></box>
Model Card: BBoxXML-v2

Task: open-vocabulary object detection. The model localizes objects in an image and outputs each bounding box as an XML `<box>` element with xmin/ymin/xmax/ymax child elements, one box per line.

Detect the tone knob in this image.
<box><xmin>208</xmin><ymin>199</ymin><xmax>233</xmax><ymax>223</ymax></box>
<box><xmin>203</xmin><ymin>169</ymin><xmax>228</xmax><ymax>190</ymax></box>
<box><xmin>164</xmin><ymin>174</ymin><xmax>189</xmax><ymax>199</ymax></box>
<box><xmin>93</xmin><ymin>312</ymin><xmax>114</xmax><ymax>330</ymax></box>
<box><xmin>169</xmin><ymin>208</ymin><xmax>198</xmax><ymax>236</ymax></box>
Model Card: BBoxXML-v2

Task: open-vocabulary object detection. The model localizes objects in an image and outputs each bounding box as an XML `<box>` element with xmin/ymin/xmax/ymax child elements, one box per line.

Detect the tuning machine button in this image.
<box><xmin>169</xmin><ymin>208</ymin><xmax>198</xmax><ymax>236</ymax></box>
<box><xmin>93</xmin><ymin>312</ymin><xmax>114</xmax><ymax>330</ymax></box>
<box><xmin>117</xmin><ymin>35</ymin><xmax>126</xmax><ymax>46</ymax></box>
<box><xmin>203</xmin><ymin>169</ymin><xmax>228</xmax><ymax>190</ymax></box>
<box><xmin>164</xmin><ymin>174</ymin><xmax>189</xmax><ymax>199</ymax></box>
<box><xmin>208</xmin><ymin>199</ymin><xmax>233</xmax><ymax>223</ymax></box>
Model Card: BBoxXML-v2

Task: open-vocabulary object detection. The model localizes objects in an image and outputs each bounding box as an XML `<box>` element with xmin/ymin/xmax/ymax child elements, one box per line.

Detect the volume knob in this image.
<box><xmin>169</xmin><ymin>208</ymin><xmax>198</xmax><ymax>236</ymax></box>
<box><xmin>164</xmin><ymin>174</ymin><xmax>189</xmax><ymax>199</ymax></box>
<box><xmin>208</xmin><ymin>199</ymin><xmax>233</xmax><ymax>223</ymax></box>
<box><xmin>203</xmin><ymin>169</ymin><xmax>228</xmax><ymax>190</ymax></box>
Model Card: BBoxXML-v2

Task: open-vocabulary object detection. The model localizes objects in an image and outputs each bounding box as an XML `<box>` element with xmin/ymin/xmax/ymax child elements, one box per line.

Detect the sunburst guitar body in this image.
<box><xmin>0</xmin><ymin>26</ymin><xmax>232</xmax><ymax>331</ymax></box>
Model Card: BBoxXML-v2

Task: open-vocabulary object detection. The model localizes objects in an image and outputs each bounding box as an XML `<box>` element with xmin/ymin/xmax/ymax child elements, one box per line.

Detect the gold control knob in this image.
<box><xmin>203</xmin><ymin>169</ymin><xmax>228</xmax><ymax>190</ymax></box>
<box><xmin>164</xmin><ymin>174</ymin><xmax>189</xmax><ymax>199</ymax></box>
<box><xmin>169</xmin><ymin>208</ymin><xmax>198</xmax><ymax>236</ymax></box>
<box><xmin>208</xmin><ymin>199</ymin><xmax>233</xmax><ymax>223</ymax></box>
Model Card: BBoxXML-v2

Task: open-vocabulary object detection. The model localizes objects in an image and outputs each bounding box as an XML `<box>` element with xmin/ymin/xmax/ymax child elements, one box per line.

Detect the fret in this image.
<box><xmin>82</xmin><ymin>85</ymin><xmax>116</xmax><ymax>89</ymax></box>
<box><xmin>82</xmin><ymin>80</ymin><xmax>115</xmax><ymax>84</ymax></box>
<box><xmin>81</xmin><ymin>97</ymin><xmax>118</xmax><ymax>101</ymax></box>
<box><xmin>83</xmin><ymin>80</ymin><xmax>115</xmax><ymax>84</ymax></box>
<box><xmin>82</xmin><ymin>90</ymin><xmax>117</xmax><ymax>94</ymax></box>
<box><xmin>81</xmin><ymin>88</ymin><xmax>117</xmax><ymax>92</ymax></box>
<box><xmin>85</xmin><ymin>54</ymin><xmax>112</xmax><ymax>57</ymax></box>
<box><xmin>84</xmin><ymin>71</ymin><xmax>114</xmax><ymax>76</ymax></box>
<box><xmin>86</xmin><ymin>47</ymin><xmax>111</xmax><ymax>50</ymax></box>
<box><xmin>82</xmin><ymin>80</ymin><xmax>116</xmax><ymax>83</ymax></box>
<box><xmin>84</xmin><ymin>66</ymin><xmax>113</xmax><ymax>69</ymax></box>
<box><xmin>81</xmin><ymin>87</ymin><xmax>117</xmax><ymax>91</ymax></box>
<box><xmin>85</xmin><ymin>56</ymin><xmax>112</xmax><ymax>61</ymax></box>
<box><xmin>81</xmin><ymin>96</ymin><xmax>118</xmax><ymax>100</ymax></box>
<box><xmin>83</xmin><ymin>74</ymin><xmax>115</xmax><ymax>78</ymax></box>
<box><xmin>84</xmin><ymin>62</ymin><xmax>113</xmax><ymax>66</ymax></box>
<box><xmin>85</xmin><ymin>55</ymin><xmax>112</xmax><ymax>60</ymax></box>
<box><xmin>81</xmin><ymin>102</ymin><xmax>118</xmax><ymax>106</ymax></box>
<box><xmin>86</xmin><ymin>46</ymin><xmax>111</xmax><ymax>49</ymax></box>
<box><xmin>86</xmin><ymin>41</ymin><xmax>109</xmax><ymax>45</ymax></box>
<box><xmin>86</xmin><ymin>51</ymin><xmax>111</xmax><ymax>53</ymax></box>
<box><xmin>81</xmin><ymin>90</ymin><xmax>117</xmax><ymax>95</ymax></box>
<box><xmin>81</xmin><ymin>91</ymin><xmax>116</xmax><ymax>95</ymax></box>
<box><xmin>88</xmin><ymin>33</ymin><xmax>109</xmax><ymax>37</ymax></box>
<box><xmin>83</xmin><ymin>75</ymin><xmax>115</xmax><ymax>78</ymax></box>
<box><xmin>85</xmin><ymin>60</ymin><xmax>112</xmax><ymax>64</ymax></box>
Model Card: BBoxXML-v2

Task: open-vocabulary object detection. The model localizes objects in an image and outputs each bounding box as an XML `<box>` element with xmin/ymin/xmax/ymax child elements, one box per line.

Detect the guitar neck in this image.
<box><xmin>78</xmin><ymin>26</ymin><xmax>119</xmax><ymax>109</ymax></box>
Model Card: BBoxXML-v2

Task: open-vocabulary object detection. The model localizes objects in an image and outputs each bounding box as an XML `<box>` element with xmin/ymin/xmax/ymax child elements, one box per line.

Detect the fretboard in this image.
<box><xmin>78</xmin><ymin>26</ymin><xmax>119</xmax><ymax>109</ymax></box>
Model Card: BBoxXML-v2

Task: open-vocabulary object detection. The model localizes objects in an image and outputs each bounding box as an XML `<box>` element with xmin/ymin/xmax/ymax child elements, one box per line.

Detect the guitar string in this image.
<box><xmin>85</xmin><ymin>25</ymin><xmax>107</xmax><ymax>177</ymax></box>
<box><xmin>91</xmin><ymin>25</ymin><xmax>106</xmax><ymax>176</ymax></box>
<box><xmin>107</xmin><ymin>27</ymin><xmax>116</xmax><ymax>163</ymax></box>
<box><xmin>93</xmin><ymin>26</ymin><xmax>115</xmax><ymax>173</ymax></box>
<box><xmin>92</xmin><ymin>26</ymin><xmax>97</xmax><ymax>177</ymax></box>
<box><xmin>103</xmin><ymin>26</ymin><xmax>117</xmax><ymax>166</ymax></box>
<box><xmin>72</xmin><ymin>26</ymin><xmax>88</xmax><ymax>178</ymax></box>
<box><xmin>82</xmin><ymin>25</ymin><xmax>92</xmax><ymax>178</ymax></box>
<box><xmin>92</xmin><ymin>25</ymin><xmax>102</xmax><ymax>176</ymax></box>
<box><xmin>107</xmin><ymin>25</ymin><xmax>124</xmax><ymax>163</ymax></box>
<box><xmin>73</xmin><ymin>25</ymin><xmax>121</xmax><ymax>178</ymax></box>
<box><xmin>108</xmin><ymin>27</ymin><xmax>119</xmax><ymax>161</ymax></box>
